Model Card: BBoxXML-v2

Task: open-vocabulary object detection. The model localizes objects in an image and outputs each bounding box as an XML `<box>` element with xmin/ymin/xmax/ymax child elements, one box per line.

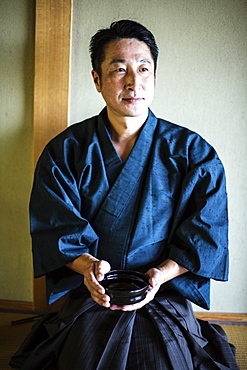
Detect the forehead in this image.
<box><xmin>103</xmin><ymin>38</ymin><xmax>153</xmax><ymax>64</ymax></box>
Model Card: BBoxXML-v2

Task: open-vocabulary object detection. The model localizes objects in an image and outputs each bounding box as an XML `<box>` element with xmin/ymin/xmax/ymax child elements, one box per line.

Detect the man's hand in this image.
<box><xmin>67</xmin><ymin>256</ymin><xmax>188</xmax><ymax>311</ymax></box>
<box><xmin>66</xmin><ymin>253</ymin><xmax>111</xmax><ymax>308</ymax></box>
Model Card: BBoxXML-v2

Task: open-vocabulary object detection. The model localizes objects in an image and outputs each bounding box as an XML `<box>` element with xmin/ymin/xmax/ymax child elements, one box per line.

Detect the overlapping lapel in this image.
<box><xmin>97</xmin><ymin>110</ymin><xmax>158</xmax><ymax>218</ymax></box>
<box><xmin>92</xmin><ymin>110</ymin><xmax>158</xmax><ymax>266</ymax></box>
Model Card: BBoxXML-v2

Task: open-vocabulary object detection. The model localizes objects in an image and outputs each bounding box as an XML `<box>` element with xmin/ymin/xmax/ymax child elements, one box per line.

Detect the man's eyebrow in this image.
<box><xmin>109</xmin><ymin>58</ymin><xmax>151</xmax><ymax>65</ymax></box>
<box><xmin>109</xmin><ymin>59</ymin><xmax>126</xmax><ymax>65</ymax></box>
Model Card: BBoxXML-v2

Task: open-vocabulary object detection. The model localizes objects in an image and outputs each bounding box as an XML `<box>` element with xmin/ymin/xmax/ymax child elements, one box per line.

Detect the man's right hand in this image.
<box><xmin>66</xmin><ymin>253</ymin><xmax>111</xmax><ymax>308</ymax></box>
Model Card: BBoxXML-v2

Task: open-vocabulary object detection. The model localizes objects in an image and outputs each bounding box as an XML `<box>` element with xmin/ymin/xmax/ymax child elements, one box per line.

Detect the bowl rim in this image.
<box><xmin>101</xmin><ymin>269</ymin><xmax>149</xmax><ymax>293</ymax></box>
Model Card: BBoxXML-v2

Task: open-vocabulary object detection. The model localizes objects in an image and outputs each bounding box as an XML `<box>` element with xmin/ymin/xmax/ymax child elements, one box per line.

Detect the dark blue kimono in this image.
<box><xmin>31</xmin><ymin>108</ymin><xmax>228</xmax><ymax>309</ymax></box>
<box><xmin>10</xmin><ymin>109</ymin><xmax>239</xmax><ymax>370</ymax></box>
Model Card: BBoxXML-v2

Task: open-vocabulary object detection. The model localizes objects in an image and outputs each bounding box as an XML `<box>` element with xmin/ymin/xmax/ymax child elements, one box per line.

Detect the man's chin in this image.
<box><xmin>121</xmin><ymin>105</ymin><xmax>149</xmax><ymax>118</ymax></box>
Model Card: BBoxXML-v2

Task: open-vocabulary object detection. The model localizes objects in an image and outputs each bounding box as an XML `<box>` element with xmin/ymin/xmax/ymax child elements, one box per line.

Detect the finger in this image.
<box><xmin>84</xmin><ymin>273</ymin><xmax>105</xmax><ymax>294</ymax></box>
<box><xmin>91</xmin><ymin>290</ymin><xmax>111</xmax><ymax>308</ymax></box>
<box><xmin>110</xmin><ymin>299</ymin><xmax>147</xmax><ymax>311</ymax></box>
<box><xmin>110</xmin><ymin>297</ymin><xmax>146</xmax><ymax>311</ymax></box>
<box><xmin>84</xmin><ymin>277</ymin><xmax>111</xmax><ymax>307</ymax></box>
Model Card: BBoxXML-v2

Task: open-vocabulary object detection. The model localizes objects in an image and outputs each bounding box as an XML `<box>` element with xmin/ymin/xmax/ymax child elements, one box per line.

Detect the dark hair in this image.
<box><xmin>89</xmin><ymin>20</ymin><xmax>159</xmax><ymax>76</ymax></box>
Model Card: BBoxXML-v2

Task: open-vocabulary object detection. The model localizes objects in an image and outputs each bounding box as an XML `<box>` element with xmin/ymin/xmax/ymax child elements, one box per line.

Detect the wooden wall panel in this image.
<box><xmin>33</xmin><ymin>0</ymin><xmax>72</xmax><ymax>311</ymax></box>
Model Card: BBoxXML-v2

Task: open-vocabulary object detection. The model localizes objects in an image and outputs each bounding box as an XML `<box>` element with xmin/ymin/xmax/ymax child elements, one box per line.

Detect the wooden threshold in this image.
<box><xmin>0</xmin><ymin>300</ymin><xmax>34</xmax><ymax>312</ymax></box>
<box><xmin>195</xmin><ymin>312</ymin><xmax>247</xmax><ymax>323</ymax></box>
<box><xmin>0</xmin><ymin>297</ymin><xmax>65</xmax><ymax>313</ymax></box>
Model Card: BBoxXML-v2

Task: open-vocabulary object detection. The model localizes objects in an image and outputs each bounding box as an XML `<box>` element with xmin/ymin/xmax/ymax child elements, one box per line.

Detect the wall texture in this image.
<box><xmin>0</xmin><ymin>0</ymin><xmax>34</xmax><ymax>302</ymax></box>
<box><xmin>70</xmin><ymin>0</ymin><xmax>247</xmax><ymax>313</ymax></box>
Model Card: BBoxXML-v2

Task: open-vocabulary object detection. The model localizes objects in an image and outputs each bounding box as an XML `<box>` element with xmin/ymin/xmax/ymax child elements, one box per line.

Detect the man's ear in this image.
<box><xmin>91</xmin><ymin>70</ymin><xmax>101</xmax><ymax>92</ymax></box>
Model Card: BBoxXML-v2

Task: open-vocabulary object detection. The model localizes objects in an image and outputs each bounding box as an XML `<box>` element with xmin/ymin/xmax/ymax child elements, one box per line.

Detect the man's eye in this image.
<box><xmin>115</xmin><ymin>68</ymin><xmax>126</xmax><ymax>72</ymax></box>
<box><xmin>140</xmin><ymin>67</ymin><xmax>148</xmax><ymax>72</ymax></box>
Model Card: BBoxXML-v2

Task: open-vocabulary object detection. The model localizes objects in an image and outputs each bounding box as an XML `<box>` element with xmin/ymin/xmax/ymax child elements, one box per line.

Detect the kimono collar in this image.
<box><xmin>96</xmin><ymin>108</ymin><xmax>158</xmax><ymax>217</ymax></box>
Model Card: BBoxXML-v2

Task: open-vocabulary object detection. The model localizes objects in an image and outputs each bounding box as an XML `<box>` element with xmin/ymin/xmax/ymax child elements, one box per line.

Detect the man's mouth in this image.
<box><xmin>122</xmin><ymin>98</ymin><xmax>144</xmax><ymax>103</ymax></box>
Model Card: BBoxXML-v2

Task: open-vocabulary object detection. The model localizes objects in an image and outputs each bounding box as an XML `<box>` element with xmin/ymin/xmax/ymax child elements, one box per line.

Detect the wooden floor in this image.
<box><xmin>1</xmin><ymin>311</ymin><xmax>246</xmax><ymax>369</ymax></box>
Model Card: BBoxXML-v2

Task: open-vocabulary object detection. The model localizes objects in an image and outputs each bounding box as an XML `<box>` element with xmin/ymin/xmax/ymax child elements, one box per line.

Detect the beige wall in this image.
<box><xmin>70</xmin><ymin>0</ymin><xmax>247</xmax><ymax>313</ymax></box>
<box><xmin>0</xmin><ymin>0</ymin><xmax>246</xmax><ymax>313</ymax></box>
<box><xmin>0</xmin><ymin>0</ymin><xmax>34</xmax><ymax>302</ymax></box>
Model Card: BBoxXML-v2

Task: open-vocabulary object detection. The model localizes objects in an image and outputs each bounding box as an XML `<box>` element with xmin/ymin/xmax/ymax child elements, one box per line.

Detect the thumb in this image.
<box><xmin>95</xmin><ymin>260</ymin><xmax>111</xmax><ymax>281</ymax></box>
<box><xmin>147</xmin><ymin>268</ymin><xmax>163</xmax><ymax>287</ymax></box>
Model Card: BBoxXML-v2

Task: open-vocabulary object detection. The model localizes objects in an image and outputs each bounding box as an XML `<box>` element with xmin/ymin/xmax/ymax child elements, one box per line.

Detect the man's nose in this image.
<box><xmin>125</xmin><ymin>70</ymin><xmax>140</xmax><ymax>90</ymax></box>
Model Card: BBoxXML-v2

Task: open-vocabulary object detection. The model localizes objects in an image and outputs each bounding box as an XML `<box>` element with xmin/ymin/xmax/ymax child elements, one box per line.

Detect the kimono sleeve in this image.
<box><xmin>30</xmin><ymin>137</ymin><xmax>99</xmax><ymax>304</ymax></box>
<box><xmin>167</xmin><ymin>135</ymin><xmax>229</xmax><ymax>282</ymax></box>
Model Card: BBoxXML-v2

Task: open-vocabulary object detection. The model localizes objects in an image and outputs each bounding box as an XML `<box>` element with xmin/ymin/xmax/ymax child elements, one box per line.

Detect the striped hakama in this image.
<box><xmin>10</xmin><ymin>290</ymin><xmax>239</xmax><ymax>370</ymax></box>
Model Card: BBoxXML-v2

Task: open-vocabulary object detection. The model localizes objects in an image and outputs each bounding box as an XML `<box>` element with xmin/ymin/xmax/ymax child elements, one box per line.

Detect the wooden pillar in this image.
<box><xmin>33</xmin><ymin>0</ymin><xmax>72</xmax><ymax>311</ymax></box>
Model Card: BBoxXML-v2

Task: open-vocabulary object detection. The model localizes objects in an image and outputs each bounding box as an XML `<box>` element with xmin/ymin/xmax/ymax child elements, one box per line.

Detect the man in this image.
<box><xmin>10</xmin><ymin>20</ymin><xmax>239</xmax><ymax>369</ymax></box>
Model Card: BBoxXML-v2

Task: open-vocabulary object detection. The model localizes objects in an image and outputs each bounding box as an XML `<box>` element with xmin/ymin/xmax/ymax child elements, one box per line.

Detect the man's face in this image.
<box><xmin>92</xmin><ymin>38</ymin><xmax>155</xmax><ymax>121</ymax></box>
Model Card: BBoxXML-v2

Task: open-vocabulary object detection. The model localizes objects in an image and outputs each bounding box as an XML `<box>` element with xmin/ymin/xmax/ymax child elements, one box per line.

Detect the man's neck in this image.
<box><xmin>106</xmin><ymin>109</ymin><xmax>148</xmax><ymax>162</ymax></box>
<box><xmin>106</xmin><ymin>109</ymin><xmax>148</xmax><ymax>141</ymax></box>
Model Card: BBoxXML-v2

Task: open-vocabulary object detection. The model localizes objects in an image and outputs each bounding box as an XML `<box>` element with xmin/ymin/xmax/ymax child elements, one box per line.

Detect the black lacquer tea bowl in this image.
<box><xmin>100</xmin><ymin>270</ymin><xmax>149</xmax><ymax>305</ymax></box>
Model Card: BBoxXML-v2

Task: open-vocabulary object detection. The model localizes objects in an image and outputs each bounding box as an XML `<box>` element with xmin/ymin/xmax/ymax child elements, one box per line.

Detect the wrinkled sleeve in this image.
<box><xmin>167</xmin><ymin>135</ymin><xmax>229</xmax><ymax>283</ymax></box>
<box><xmin>30</xmin><ymin>138</ymin><xmax>99</xmax><ymax>304</ymax></box>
